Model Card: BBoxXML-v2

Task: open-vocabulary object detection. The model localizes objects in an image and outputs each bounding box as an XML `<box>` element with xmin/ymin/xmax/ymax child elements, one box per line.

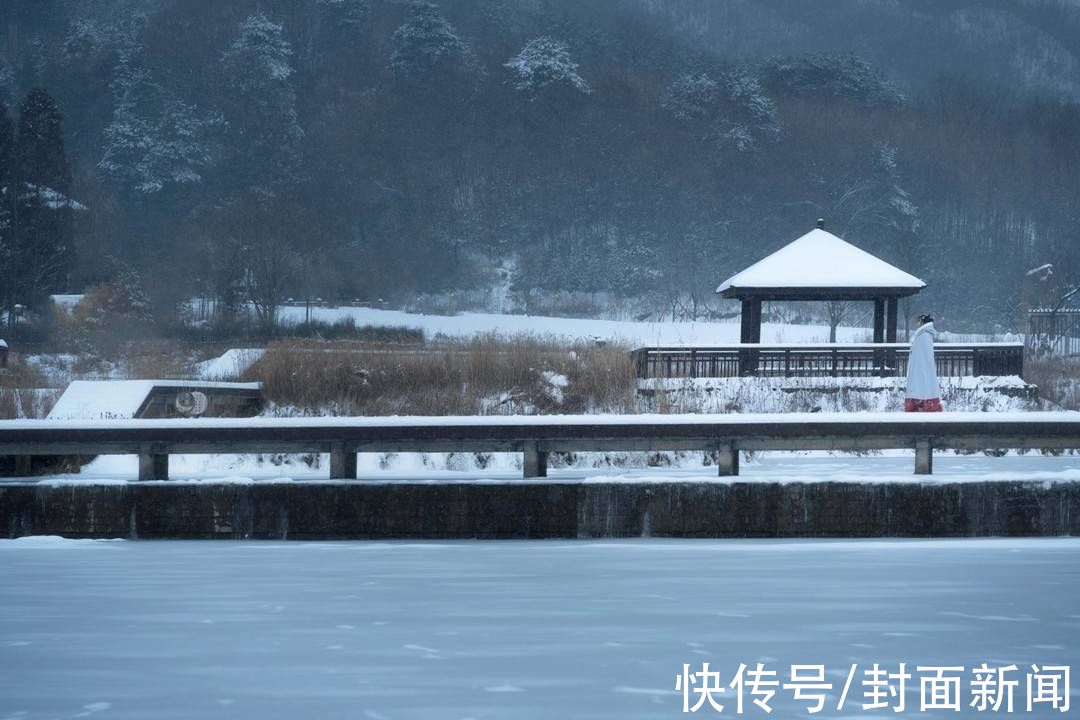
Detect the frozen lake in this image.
<box><xmin>1</xmin><ymin>538</ymin><xmax>1077</xmax><ymax>719</ymax></box>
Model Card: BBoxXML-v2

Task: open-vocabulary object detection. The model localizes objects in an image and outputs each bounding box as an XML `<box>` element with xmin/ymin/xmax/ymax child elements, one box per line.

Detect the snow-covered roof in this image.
<box><xmin>47</xmin><ymin>380</ymin><xmax>261</xmax><ymax>420</ymax></box>
<box><xmin>717</xmin><ymin>228</ymin><xmax>925</xmax><ymax>294</ymax></box>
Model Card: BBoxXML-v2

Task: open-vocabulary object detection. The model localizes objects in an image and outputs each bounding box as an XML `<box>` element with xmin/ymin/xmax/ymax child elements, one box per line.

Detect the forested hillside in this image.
<box><xmin>2</xmin><ymin>0</ymin><xmax>1079</xmax><ymax>332</ymax></box>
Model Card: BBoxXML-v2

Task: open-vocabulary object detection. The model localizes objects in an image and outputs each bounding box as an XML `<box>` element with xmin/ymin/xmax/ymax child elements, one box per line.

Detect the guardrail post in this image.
<box><xmin>330</xmin><ymin>442</ymin><xmax>357</xmax><ymax>480</ymax></box>
<box><xmin>914</xmin><ymin>438</ymin><xmax>933</xmax><ymax>475</ymax></box>
<box><xmin>138</xmin><ymin>445</ymin><xmax>169</xmax><ymax>481</ymax></box>
<box><xmin>717</xmin><ymin>441</ymin><xmax>739</xmax><ymax>476</ymax></box>
<box><xmin>523</xmin><ymin>442</ymin><xmax>547</xmax><ymax>478</ymax></box>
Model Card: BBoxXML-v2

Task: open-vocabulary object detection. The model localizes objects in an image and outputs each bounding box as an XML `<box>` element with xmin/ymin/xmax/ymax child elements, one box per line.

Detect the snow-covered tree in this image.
<box><xmin>762</xmin><ymin>52</ymin><xmax>905</xmax><ymax>107</ymax></box>
<box><xmin>221</xmin><ymin>13</ymin><xmax>303</xmax><ymax>200</ymax></box>
<box><xmin>663</xmin><ymin>73</ymin><xmax>718</xmax><ymax>121</ymax></box>
<box><xmin>99</xmin><ymin>59</ymin><xmax>222</xmax><ymax>194</ymax></box>
<box><xmin>218</xmin><ymin>14</ymin><xmax>306</xmax><ymax>329</ymax></box>
<box><xmin>504</xmin><ymin>37</ymin><xmax>591</xmax><ymax>98</ymax></box>
<box><xmin>0</xmin><ymin>103</ymin><xmax>15</xmax><ymax>322</ymax></box>
<box><xmin>664</xmin><ymin>68</ymin><xmax>779</xmax><ymax>153</ymax></box>
<box><xmin>390</xmin><ymin>1</ymin><xmax>467</xmax><ymax>79</ymax></box>
<box><xmin>15</xmin><ymin>88</ymin><xmax>76</xmax><ymax>305</ymax></box>
<box><xmin>721</xmin><ymin>68</ymin><xmax>780</xmax><ymax>151</ymax></box>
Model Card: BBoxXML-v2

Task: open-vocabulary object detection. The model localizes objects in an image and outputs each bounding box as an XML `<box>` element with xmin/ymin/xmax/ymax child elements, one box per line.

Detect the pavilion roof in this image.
<box><xmin>716</xmin><ymin>227</ymin><xmax>925</xmax><ymax>299</ymax></box>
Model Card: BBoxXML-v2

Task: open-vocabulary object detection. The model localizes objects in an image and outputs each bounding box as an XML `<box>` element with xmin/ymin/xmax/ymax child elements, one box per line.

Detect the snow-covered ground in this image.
<box><xmin>0</xmin><ymin>538</ymin><xmax>1076</xmax><ymax>719</ymax></box>
<box><xmin>272</xmin><ymin>305</ymin><xmax>1009</xmax><ymax>345</ymax></box>
<box><xmin>639</xmin><ymin>376</ymin><xmax>1040</xmax><ymax>413</ymax></box>
<box><xmin>274</xmin><ymin>305</ymin><xmax>872</xmax><ymax>345</ymax></box>
<box><xmin>193</xmin><ymin>349</ymin><xmax>265</xmax><ymax>380</ymax></box>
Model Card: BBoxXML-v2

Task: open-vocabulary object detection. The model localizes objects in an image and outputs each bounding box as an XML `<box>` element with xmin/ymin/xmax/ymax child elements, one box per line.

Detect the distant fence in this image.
<box><xmin>1028</xmin><ymin>309</ymin><xmax>1080</xmax><ymax>357</ymax></box>
<box><xmin>632</xmin><ymin>343</ymin><xmax>1025</xmax><ymax>379</ymax></box>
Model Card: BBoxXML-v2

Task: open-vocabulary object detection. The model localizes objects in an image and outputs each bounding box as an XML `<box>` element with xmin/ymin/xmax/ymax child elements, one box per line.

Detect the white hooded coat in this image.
<box><xmin>905</xmin><ymin>321</ymin><xmax>940</xmax><ymax>399</ymax></box>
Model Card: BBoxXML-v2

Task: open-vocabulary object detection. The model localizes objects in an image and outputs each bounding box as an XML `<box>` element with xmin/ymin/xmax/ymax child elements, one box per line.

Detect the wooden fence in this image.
<box><xmin>1028</xmin><ymin>309</ymin><xmax>1080</xmax><ymax>357</ymax></box>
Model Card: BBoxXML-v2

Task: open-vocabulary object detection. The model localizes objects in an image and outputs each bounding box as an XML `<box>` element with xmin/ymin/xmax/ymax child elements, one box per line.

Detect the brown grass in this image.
<box><xmin>245</xmin><ymin>334</ymin><xmax>636</xmax><ymax>416</ymax></box>
<box><xmin>123</xmin><ymin>339</ymin><xmax>199</xmax><ymax>379</ymax></box>
<box><xmin>0</xmin><ymin>355</ymin><xmax>57</xmax><ymax>419</ymax></box>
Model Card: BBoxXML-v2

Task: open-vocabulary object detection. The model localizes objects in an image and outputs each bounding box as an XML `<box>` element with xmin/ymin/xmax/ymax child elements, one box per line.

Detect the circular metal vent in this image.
<box><xmin>175</xmin><ymin>390</ymin><xmax>209</xmax><ymax>417</ymax></box>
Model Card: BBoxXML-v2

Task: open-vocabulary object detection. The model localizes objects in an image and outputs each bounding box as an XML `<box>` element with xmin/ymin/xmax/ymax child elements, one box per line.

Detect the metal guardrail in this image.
<box><xmin>632</xmin><ymin>343</ymin><xmax>1025</xmax><ymax>379</ymax></box>
<box><xmin>1</xmin><ymin>413</ymin><xmax>1075</xmax><ymax>480</ymax></box>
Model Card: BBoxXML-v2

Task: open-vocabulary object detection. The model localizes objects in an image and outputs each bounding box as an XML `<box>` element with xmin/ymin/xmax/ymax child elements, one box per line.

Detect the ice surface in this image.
<box><xmin>0</xmin><ymin>538</ymin><xmax>1076</xmax><ymax>719</ymax></box>
<box><xmin>717</xmin><ymin>228</ymin><xmax>925</xmax><ymax>291</ymax></box>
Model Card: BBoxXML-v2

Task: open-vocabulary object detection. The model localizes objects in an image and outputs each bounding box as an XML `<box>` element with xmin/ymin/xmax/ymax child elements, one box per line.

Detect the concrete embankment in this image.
<box><xmin>1</xmin><ymin>480</ymin><xmax>1076</xmax><ymax>539</ymax></box>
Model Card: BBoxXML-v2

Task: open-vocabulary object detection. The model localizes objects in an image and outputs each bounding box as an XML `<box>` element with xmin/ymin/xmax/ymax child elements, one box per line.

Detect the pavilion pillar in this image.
<box><xmin>873</xmin><ymin>298</ymin><xmax>886</xmax><ymax>377</ymax></box>
<box><xmin>886</xmin><ymin>297</ymin><xmax>899</xmax><ymax>376</ymax></box>
<box><xmin>886</xmin><ymin>297</ymin><xmax>899</xmax><ymax>343</ymax></box>
<box><xmin>872</xmin><ymin>299</ymin><xmax>885</xmax><ymax>343</ymax></box>
<box><xmin>750</xmin><ymin>300</ymin><xmax>762</xmax><ymax>343</ymax></box>
<box><xmin>739</xmin><ymin>299</ymin><xmax>761</xmax><ymax>376</ymax></box>
<box><xmin>739</xmin><ymin>300</ymin><xmax>753</xmax><ymax>343</ymax></box>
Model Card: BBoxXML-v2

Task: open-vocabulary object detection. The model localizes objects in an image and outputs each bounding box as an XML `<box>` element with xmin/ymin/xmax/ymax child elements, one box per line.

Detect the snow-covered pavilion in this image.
<box><xmin>716</xmin><ymin>220</ymin><xmax>925</xmax><ymax>345</ymax></box>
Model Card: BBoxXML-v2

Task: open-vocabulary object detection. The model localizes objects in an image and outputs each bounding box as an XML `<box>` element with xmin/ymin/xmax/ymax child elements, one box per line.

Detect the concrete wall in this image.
<box><xmin>1</xmin><ymin>481</ymin><xmax>1077</xmax><ymax>539</ymax></box>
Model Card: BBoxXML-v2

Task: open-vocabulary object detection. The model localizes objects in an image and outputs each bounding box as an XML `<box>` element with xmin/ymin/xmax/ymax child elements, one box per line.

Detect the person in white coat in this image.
<box><xmin>904</xmin><ymin>314</ymin><xmax>943</xmax><ymax>412</ymax></box>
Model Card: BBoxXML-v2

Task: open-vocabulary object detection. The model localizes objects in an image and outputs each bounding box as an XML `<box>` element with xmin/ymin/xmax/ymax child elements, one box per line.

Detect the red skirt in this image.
<box><xmin>904</xmin><ymin>398</ymin><xmax>943</xmax><ymax>412</ymax></box>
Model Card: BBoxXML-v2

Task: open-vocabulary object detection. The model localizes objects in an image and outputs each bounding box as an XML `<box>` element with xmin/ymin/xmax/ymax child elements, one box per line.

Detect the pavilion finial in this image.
<box><xmin>816</xmin><ymin>218</ymin><xmax>825</xmax><ymax>230</ymax></box>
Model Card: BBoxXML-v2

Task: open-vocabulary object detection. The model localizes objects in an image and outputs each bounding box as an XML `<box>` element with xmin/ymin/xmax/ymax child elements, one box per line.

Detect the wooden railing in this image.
<box><xmin>631</xmin><ymin>343</ymin><xmax>1025</xmax><ymax>379</ymax></box>
<box><xmin>0</xmin><ymin>412</ymin><xmax>1075</xmax><ymax>480</ymax></box>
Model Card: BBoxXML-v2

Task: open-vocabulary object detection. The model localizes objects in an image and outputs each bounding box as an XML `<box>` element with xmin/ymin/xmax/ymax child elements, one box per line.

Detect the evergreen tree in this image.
<box><xmin>505</xmin><ymin>37</ymin><xmax>590</xmax><ymax>99</ymax></box>
<box><xmin>665</xmin><ymin>68</ymin><xmax>779</xmax><ymax>155</ymax></box>
<box><xmin>220</xmin><ymin>14</ymin><xmax>304</xmax><ymax>329</ymax></box>
<box><xmin>99</xmin><ymin>57</ymin><xmax>222</xmax><ymax>195</ymax></box>
<box><xmin>0</xmin><ymin>103</ymin><xmax>15</xmax><ymax>322</ymax></box>
<box><xmin>221</xmin><ymin>13</ymin><xmax>303</xmax><ymax>201</ymax></box>
<box><xmin>390</xmin><ymin>1</ymin><xmax>467</xmax><ymax>80</ymax></box>
<box><xmin>15</xmin><ymin>88</ymin><xmax>76</xmax><ymax>307</ymax></box>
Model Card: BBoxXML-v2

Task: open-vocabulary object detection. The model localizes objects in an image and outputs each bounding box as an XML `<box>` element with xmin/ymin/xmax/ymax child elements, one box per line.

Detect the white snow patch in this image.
<box><xmin>194</xmin><ymin>349</ymin><xmax>265</xmax><ymax>380</ymax></box>
<box><xmin>49</xmin><ymin>294</ymin><xmax>85</xmax><ymax>312</ymax></box>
